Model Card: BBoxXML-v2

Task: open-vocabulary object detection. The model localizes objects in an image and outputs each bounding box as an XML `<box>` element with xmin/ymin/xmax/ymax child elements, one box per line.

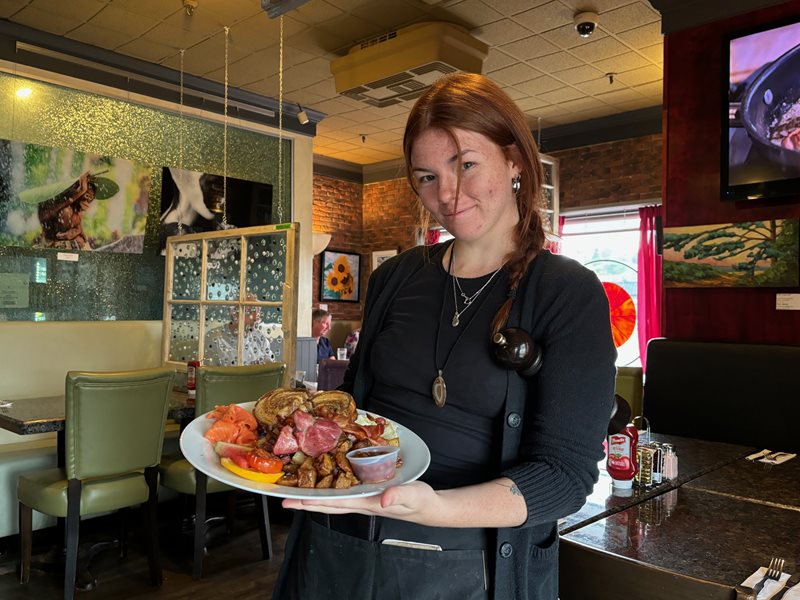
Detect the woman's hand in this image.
<box><xmin>282</xmin><ymin>480</ymin><xmax>441</xmax><ymax>523</ymax></box>
<box><xmin>281</xmin><ymin>477</ymin><xmax>528</xmax><ymax>528</ymax></box>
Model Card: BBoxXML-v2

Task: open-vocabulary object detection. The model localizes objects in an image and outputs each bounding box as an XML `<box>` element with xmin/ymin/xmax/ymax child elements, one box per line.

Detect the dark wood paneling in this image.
<box><xmin>663</xmin><ymin>0</ymin><xmax>800</xmax><ymax>343</ymax></box>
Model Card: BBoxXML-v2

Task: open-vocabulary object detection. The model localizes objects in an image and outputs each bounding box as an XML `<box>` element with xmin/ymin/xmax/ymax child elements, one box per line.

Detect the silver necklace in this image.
<box><xmin>451</xmin><ymin>265</ymin><xmax>504</xmax><ymax>327</ymax></box>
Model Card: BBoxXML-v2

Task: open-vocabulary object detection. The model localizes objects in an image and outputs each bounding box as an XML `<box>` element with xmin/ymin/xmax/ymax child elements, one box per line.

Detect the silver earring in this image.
<box><xmin>511</xmin><ymin>174</ymin><xmax>521</xmax><ymax>194</ymax></box>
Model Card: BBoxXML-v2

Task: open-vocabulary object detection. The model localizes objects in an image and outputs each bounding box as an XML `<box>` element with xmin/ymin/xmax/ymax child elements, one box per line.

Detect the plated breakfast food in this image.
<box><xmin>194</xmin><ymin>387</ymin><xmax>413</xmax><ymax>493</ymax></box>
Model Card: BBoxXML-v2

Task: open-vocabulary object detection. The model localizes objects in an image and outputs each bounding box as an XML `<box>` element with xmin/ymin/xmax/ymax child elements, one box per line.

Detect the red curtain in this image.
<box><xmin>637</xmin><ymin>205</ymin><xmax>662</xmax><ymax>371</ymax></box>
<box><xmin>548</xmin><ymin>215</ymin><xmax>566</xmax><ymax>254</ymax></box>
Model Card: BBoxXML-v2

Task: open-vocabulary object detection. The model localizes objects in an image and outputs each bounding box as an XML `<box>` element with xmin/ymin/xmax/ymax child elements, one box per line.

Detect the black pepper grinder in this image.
<box><xmin>490</xmin><ymin>327</ymin><xmax>543</xmax><ymax>377</ymax></box>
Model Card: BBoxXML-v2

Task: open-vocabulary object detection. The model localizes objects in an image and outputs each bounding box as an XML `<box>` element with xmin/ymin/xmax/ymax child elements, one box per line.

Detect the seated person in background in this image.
<box><xmin>344</xmin><ymin>325</ymin><xmax>360</xmax><ymax>359</ymax></box>
<box><xmin>312</xmin><ymin>308</ymin><xmax>334</xmax><ymax>361</ymax></box>
<box><xmin>206</xmin><ymin>299</ymin><xmax>273</xmax><ymax>366</ymax></box>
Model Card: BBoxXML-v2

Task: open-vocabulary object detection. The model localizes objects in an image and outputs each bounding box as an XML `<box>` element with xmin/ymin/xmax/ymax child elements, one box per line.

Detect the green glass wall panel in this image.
<box><xmin>0</xmin><ymin>72</ymin><xmax>292</xmax><ymax>321</ymax></box>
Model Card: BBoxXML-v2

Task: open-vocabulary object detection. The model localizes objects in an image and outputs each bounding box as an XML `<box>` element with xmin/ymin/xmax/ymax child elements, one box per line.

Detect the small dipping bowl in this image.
<box><xmin>345</xmin><ymin>446</ymin><xmax>400</xmax><ymax>484</ymax></box>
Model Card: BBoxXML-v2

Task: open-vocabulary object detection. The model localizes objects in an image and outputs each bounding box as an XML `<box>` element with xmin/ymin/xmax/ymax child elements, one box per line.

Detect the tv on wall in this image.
<box><xmin>723</xmin><ymin>17</ymin><xmax>800</xmax><ymax>201</ymax></box>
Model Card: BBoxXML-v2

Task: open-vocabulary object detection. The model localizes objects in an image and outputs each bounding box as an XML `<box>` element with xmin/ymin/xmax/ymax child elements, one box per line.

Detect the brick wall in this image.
<box><xmin>311</xmin><ymin>133</ymin><xmax>663</xmax><ymax>322</ymax></box>
<box><xmin>312</xmin><ymin>175</ymin><xmax>363</xmax><ymax>321</ymax></box>
<box><xmin>550</xmin><ymin>133</ymin><xmax>662</xmax><ymax>211</ymax></box>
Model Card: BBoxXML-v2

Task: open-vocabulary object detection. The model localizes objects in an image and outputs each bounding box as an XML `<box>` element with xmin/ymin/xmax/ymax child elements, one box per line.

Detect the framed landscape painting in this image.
<box><xmin>663</xmin><ymin>219</ymin><xmax>799</xmax><ymax>287</ymax></box>
<box><xmin>320</xmin><ymin>249</ymin><xmax>360</xmax><ymax>302</ymax></box>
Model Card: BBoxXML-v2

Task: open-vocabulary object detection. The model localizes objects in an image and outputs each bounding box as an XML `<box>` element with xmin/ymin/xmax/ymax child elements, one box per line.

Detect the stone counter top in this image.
<box><xmin>559</xmin><ymin>433</ymin><xmax>756</xmax><ymax>534</ymax></box>
<box><xmin>685</xmin><ymin>455</ymin><xmax>800</xmax><ymax>510</ymax></box>
<box><xmin>562</xmin><ymin>486</ymin><xmax>800</xmax><ymax>594</ymax></box>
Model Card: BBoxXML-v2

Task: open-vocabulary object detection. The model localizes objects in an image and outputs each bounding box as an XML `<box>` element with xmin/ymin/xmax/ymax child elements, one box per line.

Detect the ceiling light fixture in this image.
<box><xmin>183</xmin><ymin>0</ymin><xmax>198</xmax><ymax>17</ymax></box>
<box><xmin>297</xmin><ymin>104</ymin><xmax>309</xmax><ymax>125</ymax></box>
<box><xmin>15</xmin><ymin>87</ymin><xmax>32</xmax><ymax>99</ymax></box>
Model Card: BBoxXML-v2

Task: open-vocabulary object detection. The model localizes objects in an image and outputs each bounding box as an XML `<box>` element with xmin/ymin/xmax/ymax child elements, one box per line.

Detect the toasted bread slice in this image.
<box><xmin>254</xmin><ymin>388</ymin><xmax>310</xmax><ymax>428</ymax></box>
<box><xmin>311</xmin><ymin>390</ymin><xmax>357</xmax><ymax>421</ymax></box>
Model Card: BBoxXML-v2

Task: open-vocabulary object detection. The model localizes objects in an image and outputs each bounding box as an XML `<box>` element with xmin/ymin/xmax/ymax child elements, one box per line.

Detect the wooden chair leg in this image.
<box><xmin>18</xmin><ymin>502</ymin><xmax>32</xmax><ymax>584</ymax></box>
<box><xmin>193</xmin><ymin>471</ymin><xmax>208</xmax><ymax>580</ymax></box>
<box><xmin>255</xmin><ymin>493</ymin><xmax>273</xmax><ymax>560</ymax></box>
<box><xmin>143</xmin><ymin>467</ymin><xmax>162</xmax><ymax>587</ymax></box>
<box><xmin>64</xmin><ymin>479</ymin><xmax>81</xmax><ymax>600</ymax></box>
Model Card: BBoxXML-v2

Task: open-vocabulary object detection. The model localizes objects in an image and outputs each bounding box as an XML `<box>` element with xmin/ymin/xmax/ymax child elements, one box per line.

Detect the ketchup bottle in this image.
<box><xmin>607</xmin><ymin>422</ymin><xmax>638</xmax><ymax>488</ymax></box>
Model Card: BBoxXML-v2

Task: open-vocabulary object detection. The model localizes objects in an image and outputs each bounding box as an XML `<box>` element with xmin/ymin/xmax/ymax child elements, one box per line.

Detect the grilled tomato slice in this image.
<box><xmin>220</xmin><ymin>457</ymin><xmax>283</xmax><ymax>483</ymax></box>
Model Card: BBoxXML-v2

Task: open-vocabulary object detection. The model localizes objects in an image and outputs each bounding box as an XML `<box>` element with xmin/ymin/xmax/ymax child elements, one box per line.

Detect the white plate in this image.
<box><xmin>180</xmin><ymin>401</ymin><xmax>431</xmax><ymax>499</ymax></box>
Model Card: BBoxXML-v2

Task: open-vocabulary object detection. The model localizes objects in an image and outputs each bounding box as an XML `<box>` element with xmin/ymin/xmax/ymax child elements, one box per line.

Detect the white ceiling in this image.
<box><xmin>0</xmin><ymin>0</ymin><xmax>663</xmax><ymax>165</ymax></box>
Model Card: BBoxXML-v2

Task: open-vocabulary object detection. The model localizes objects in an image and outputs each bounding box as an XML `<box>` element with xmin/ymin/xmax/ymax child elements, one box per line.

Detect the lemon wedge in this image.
<box><xmin>220</xmin><ymin>457</ymin><xmax>283</xmax><ymax>483</ymax></box>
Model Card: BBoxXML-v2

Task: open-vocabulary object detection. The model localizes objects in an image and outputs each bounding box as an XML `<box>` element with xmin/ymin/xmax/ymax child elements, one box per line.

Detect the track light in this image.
<box><xmin>297</xmin><ymin>104</ymin><xmax>309</xmax><ymax>125</ymax></box>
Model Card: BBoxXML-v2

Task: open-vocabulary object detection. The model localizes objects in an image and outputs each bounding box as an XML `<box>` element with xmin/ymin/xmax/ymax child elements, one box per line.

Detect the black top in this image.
<box><xmin>368</xmin><ymin>256</ymin><xmax>509</xmax><ymax>488</ymax></box>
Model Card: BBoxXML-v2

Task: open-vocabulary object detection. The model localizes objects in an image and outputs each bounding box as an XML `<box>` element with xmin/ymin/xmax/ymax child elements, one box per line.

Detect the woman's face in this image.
<box><xmin>410</xmin><ymin>127</ymin><xmax>520</xmax><ymax>245</ymax></box>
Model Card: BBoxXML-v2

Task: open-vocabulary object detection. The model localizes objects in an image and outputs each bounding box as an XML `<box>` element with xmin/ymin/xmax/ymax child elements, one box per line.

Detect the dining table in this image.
<box><xmin>558</xmin><ymin>436</ymin><xmax>800</xmax><ymax>600</ymax></box>
<box><xmin>0</xmin><ymin>389</ymin><xmax>194</xmax><ymax>466</ymax></box>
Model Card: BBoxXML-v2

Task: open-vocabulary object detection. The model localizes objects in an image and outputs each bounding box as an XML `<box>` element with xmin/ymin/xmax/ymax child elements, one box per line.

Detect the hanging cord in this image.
<box><xmin>177</xmin><ymin>48</ymin><xmax>185</xmax><ymax>236</ymax></box>
<box><xmin>277</xmin><ymin>15</ymin><xmax>284</xmax><ymax>224</ymax></box>
<box><xmin>222</xmin><ymin>26</ymin><xmax>229</xmax><ymax>227</ymax></box>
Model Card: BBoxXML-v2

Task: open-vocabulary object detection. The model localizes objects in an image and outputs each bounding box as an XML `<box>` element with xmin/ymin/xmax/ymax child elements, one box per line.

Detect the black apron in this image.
<box><xmin>280</xmin><ymin>513</ymin><xmax>491</xmax><ymax>600</ymax></box>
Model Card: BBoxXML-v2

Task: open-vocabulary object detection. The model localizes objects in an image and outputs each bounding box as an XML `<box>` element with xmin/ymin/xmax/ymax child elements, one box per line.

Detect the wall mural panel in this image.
<box><xmin>0</xmin><ymin>72</ymin><xmax>291</xmax><ymax>322</ymax></box>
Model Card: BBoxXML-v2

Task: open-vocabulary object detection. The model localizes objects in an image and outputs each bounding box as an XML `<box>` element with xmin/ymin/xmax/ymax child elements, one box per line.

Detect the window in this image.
<box><xmin>560</xmin><ymin>211</ymin><xmax>641</xmax><ymax>367</ymax></box>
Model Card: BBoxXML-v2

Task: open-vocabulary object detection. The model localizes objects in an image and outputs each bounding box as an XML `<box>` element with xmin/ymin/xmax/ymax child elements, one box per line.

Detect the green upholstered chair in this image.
<box><xmin>17</xmin><ymin>367</ymin><xmax>175</xmax><ymax>600</ymax></box>
<box><xmin>159</xmin><ymin>362</ymin><xmax>285</xmax><ymax>579</ymax></box>
<box><xmin>615</xmin><ymin>366</ymin><xmax>643</xmax><ymax>418</ymax></box>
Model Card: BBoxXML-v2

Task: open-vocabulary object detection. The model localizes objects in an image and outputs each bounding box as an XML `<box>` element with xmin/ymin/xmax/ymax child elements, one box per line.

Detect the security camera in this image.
<box><xmin>574</xmin><ymin>11</ymin><xmax>599</xmax><ymax>38</ymax></box>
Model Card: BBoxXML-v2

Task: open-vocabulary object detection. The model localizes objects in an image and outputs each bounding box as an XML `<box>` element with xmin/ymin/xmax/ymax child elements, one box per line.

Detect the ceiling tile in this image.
<box><xmin>593</xmin><ymin>51</ymin><xmax>651</xmax><ymax>74</ymax></box>
<box><xmin>515</xmin><ymin>75</ymin><xmax>563</xmax><ymax>96</ymax></box>
<box><xmin>601</xmin><ymin>2</ymin><xmax>659</xmax><ymax>34</ymax></box>
<box><xmin>528</xmin><ymin>50</ymin><xmax>584</xmax><ymax>73</ymax></box>
<box><xmin>500</xmin><ymin>35</ymin><xmax>559</xmax><ymax>61</ymax></box>
<box><xmin>286</xmin><ymin>27</ymin><xmax>349</xmax><ymax>58</ymax></box>
<box><xmin>227</xmin><ymin>48</ymin><xmax>280</xmax><ymax>86</ymax></box>
<box><xmin>315</xmin><ymin>14</ymin><xmax>387</xmax><ymax>48</ymax></box>
<box><xmin>106</xmin><ymin>0</ymin><xmax>176</xmax><ymax>20</ymax></box>
<box><xmin>11</xmin><ymin>6</ymin><xmax>86</xmax><ymax>35</ymax></box>
<box><xmin>515</xmin><ymin>95</ymin><xmax>547</xmax><ymax>111</ymax></box>
<box><xmin>615</xmin><ymin>64</ymin><xmax>663</xmax><ymax>86</ymax></box>
<box><xmin>231</xmin><ymin>14</ymin><xmax>308</xmax><ymax>52</ymax></box>
<box><xmin>473</xmin><ymin>19</ymin><xmax>532</xmax><ymax>46</ymax></box>
<box><xmin>291</xmin><ymin>0</ymin><xmax>345</xmax><ymax>26</ymax></box>
<box><xmin>536</xmin><ymin>86</ymin><xmax>584</xmax><ymax>104</ymax></box>
<box><xmin>199</xmin><ymin>0</ymin><xmax>263</xmax><ymax>24</ymax></box>
<box><xmin>0</xmin><ymin>0</ymin><xmax>30</xmax><ymax>19</ymax></box>
<box><xmin>88</xmin><ymin>5</ymin><xmax>160</xmax><ymax>39</ymax></box>
<box><xmin>616</xmin><ymin>21</ymin><xmax>662</xmax><ymax>50</ymax></box>
<box><xmin>553</xmin><ymin>64</ymin><xmax>605</xmax><ymax>85</ymax></box>
<box><xmin>556</xmin><ymin>96</ymin><xmax>612</xmax><ymax>113</ymax></box>
<box><xmin>442</xmin><ymin>0</ymin><xmax>503</xmax><ymax>28</ymax></box>
<box><xmin>633</xmin><ymin>80</ymin><xmax>663</xmax><ymax>98</ymax></box>
<box><xmin>489</xmin><ymin>62</ymin><xmax>541</xmax><ymax>86</ymax></box>
<box><xmin>30</xmin><ymin>0</ymin><xmax>106</xmax><ymax>19</ymax></box>
<box><xmin>575</xmin><ymin>76</ymin><xmax>619</xmax><ymax>96</ymax></box>
<box><xmin>639</xmin><ymin>42</ymin><xmax>663</xmax><ymax>64</ymax></box>
<box><xmin>514</xmin><ymin>2</ymin><xmax>573</xmax><ymax>34</ymax></box>
<box><xmin>503</xmin><ymin>86</ymin><xmax>526</xmax><ymax>100</ymax></box>
<box><xmin>595</xmin><ymin>87</ymin><xmax>646</xmax><ymax>105</ymax></box>
<box><xmin>490</xmin><ymin>0</ymin><xmax>552</xmax><ymax>18</ymax></box>
<box><xmin>116</xmin><ymin>38</ymin><xmax>179</xmax><ymax>65</ymax></box>
<box><xmin>482</xmin><ymin>49</ymin><xmax>517</xmax><ymax>73</ymax></box>
<box><xmin>66</xmin><ymin>23</ymin><xmax>141</xmax><ymax>51</ymax></box>
<box><xmin>570</xmin><ymin>36</ymin><xmax>629</xmax><ymax>62</ymax></box>
<box><xmin>349</xmin><ymin>1</ymin><xmax>428</xmax><ymax>29</ymax></box>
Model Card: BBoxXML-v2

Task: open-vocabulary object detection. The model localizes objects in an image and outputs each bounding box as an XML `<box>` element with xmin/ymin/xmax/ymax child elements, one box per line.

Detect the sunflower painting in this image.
<box><xmin>320</xmin><ymin>250</ymin><xmax>360</xmax><ymax>302</ymax></box>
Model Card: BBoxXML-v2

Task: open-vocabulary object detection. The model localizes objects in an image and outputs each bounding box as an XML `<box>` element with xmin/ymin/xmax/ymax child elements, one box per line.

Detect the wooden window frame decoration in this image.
<box><xmin>319</xmin><ymin>249</ymin><xmax>361</xmax><ymax>303</ymax></box>
<box><xmin>162</xmin><ymin>223</ymin><xmax>298</xmax><ymax>386</ymax></box>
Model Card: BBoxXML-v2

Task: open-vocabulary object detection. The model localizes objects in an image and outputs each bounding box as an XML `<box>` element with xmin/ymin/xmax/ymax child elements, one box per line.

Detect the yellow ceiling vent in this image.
<box><xmin>330</xmin><ymin>22</ymin><xmax>489</xmax><ymax>108</ymax></box>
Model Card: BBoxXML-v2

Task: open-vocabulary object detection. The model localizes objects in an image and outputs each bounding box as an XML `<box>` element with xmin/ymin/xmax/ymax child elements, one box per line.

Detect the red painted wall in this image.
<box><xmin>663</xmin><ymin>0</ymin><xmax>800</xmax><ymax>344</ymax></box>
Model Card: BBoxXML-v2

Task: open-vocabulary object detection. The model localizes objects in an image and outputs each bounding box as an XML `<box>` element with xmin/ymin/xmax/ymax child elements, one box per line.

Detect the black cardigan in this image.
<box><xmin>275</xmin><ymin>243</ymin><xmax>616</xmax><ymax>600</ymax></box>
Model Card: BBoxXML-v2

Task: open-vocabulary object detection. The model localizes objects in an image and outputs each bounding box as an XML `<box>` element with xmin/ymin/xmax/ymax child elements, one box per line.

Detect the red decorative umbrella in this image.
<box><xmin>601</xmin><ymin>281</ymin><xmax>636</xmax><ymax>348</ymax></box>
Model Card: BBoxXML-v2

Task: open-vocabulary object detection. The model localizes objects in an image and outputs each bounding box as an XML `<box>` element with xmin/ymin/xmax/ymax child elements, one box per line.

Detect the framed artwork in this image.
<box><xmin>0</xmin><ymin>139</ymin><xmax>151</xmax><ymax>253</ymax></box>
<box><xmin>663</xmin><ymin>219</ymin><xmax>799</xmax><ymax>288</ymax></box>
<box><xmin>320</xmin><ymin>249</ymin><xmax>360</xmax><ymax>302</ymax></box>
<box><xmin>371</xmin><ymin>249</ymin><xmax>397</xmax><ymax>270</ymax></box>
<box><xmin>159</xmin><ymin>166</ymin><xmax>272</xmax><ymax>252</ymax></box>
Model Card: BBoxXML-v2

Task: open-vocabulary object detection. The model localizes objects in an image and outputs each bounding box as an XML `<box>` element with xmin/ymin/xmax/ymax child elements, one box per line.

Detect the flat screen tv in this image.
<box><xmin>723</xmin><ymin>17</ymin><xmax>800</xmax><ymax>201</ymax></box>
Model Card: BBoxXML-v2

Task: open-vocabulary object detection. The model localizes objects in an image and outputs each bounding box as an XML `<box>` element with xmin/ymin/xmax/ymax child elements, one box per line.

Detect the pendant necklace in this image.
<box><xmin>451</xmin><ymin>263</ymin><xmax>504</xmax><ymax>327</ymax></box>
<box><xmin>432</xmin><ymin>243</ymin><xmax>504</xmax><ymax>407</ymax></box>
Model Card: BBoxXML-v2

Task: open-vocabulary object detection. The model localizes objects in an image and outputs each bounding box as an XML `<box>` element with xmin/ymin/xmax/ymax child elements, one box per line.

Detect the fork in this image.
<box><xmin>752</xmin><ymin>557</ymin><xmax>786</xmax><ymax>599</ymax></box>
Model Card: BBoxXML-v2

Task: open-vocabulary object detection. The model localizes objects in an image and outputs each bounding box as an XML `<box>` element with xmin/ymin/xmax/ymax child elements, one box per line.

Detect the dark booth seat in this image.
<box><xmin>643</xmin><ymin>338</ymin><xmax>800</xmax><ymax>452</ymax></box>
<box><xmin>317</xmin><ymin>359</ymin><xmax>349</xmax><ymax>391</ymax></box>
